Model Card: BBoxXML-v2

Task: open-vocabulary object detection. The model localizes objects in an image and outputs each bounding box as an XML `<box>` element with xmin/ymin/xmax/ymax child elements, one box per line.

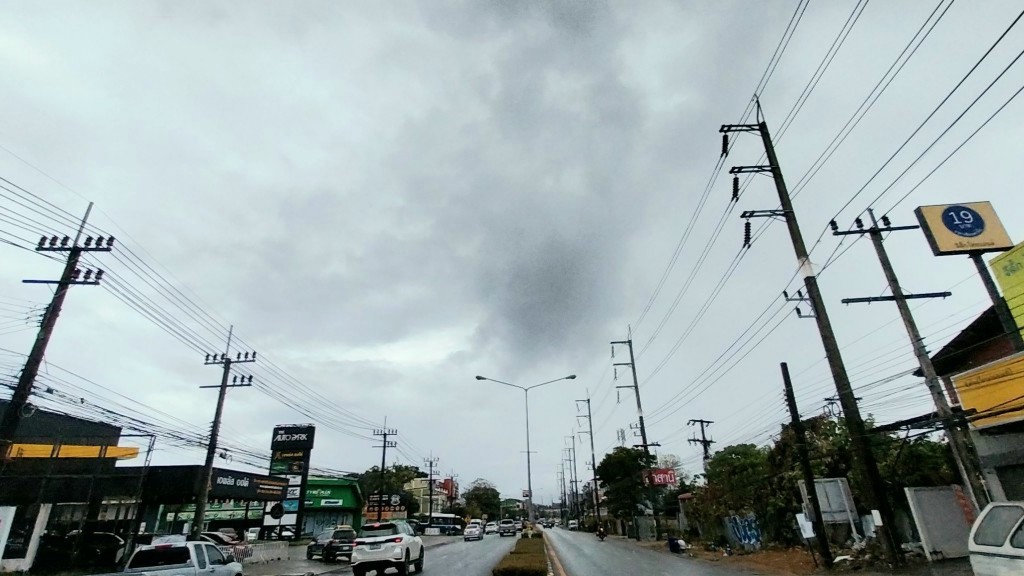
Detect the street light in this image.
<box><xmin>475</xmin><ymin>373</ymin><xmax>577</xmax><ymax>523</ymax></box>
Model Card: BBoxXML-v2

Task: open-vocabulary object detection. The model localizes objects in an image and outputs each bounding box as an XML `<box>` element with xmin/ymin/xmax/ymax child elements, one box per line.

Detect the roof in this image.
<box><xmin>916</xmin><ymin>306</ymin><xmax>1013</xmax><ymax>377</ymax></box>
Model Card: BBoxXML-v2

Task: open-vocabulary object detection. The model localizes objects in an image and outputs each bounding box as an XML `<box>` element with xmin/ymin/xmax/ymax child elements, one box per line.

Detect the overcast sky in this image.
<box><xmin>3</xmin><ymin>0</ymin><xmax>1024</xmax><ymax>504</ymax></box>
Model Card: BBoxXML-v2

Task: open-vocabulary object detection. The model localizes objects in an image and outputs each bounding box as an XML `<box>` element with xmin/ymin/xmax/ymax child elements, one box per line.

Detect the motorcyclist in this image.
<box><xmin>596</xmin><ymin>524</ymin><xmax>607</xmax><ymax>540</ymax></box>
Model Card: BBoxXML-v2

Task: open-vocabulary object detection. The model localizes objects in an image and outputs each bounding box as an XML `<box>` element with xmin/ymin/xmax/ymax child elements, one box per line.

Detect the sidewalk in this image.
<box><xmin>616</xmin><ymin>536</ymin><xmax>973</xmax><ymax>576</ymax></box>
<box><xmin>245</xmin><ymin>536</ymin><xmax>459</xmax><ymax>576</ymax></box>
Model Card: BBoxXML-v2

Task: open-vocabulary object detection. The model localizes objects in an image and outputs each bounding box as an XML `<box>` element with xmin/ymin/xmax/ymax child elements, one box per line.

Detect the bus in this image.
<box><xmin>414</xmin><ymin>513</ymin><xmax>463</xmax><ymax>536</ymax></box>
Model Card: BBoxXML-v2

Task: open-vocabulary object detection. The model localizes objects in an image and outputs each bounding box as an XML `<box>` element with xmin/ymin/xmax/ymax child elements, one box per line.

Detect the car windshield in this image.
<box><xmin>128</xmin><ymin>547</ymin><xmax>191</xmax><ymax>568</ymax></box>
<box><xmin>332</xmin><ymin>529</ymin><xmax>356</xmax><ymax>540</ymax></box>
<box><xmin>500</xmin><ymin>520</ymin><xmax>514</xmax><ymax>524</ymax></box>
<box><xmin>359</xmin><ymin>524</ymin><xmax>399</xmax><ymax>538</ymax></box>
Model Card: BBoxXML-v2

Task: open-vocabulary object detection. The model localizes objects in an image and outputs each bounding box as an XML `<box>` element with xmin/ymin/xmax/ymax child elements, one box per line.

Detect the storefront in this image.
<box><xmin>302</xmin><ymin>477</ymin><xmax>363</xmax><ymax>535</ymax></box>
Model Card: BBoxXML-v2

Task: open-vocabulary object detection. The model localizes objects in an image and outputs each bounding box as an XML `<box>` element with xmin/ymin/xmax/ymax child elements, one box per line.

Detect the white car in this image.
<box><xmin>484</xmin><ymin>522</ymin><xmax>498</xmax><ymax>534</ymax></box>
<box><xmin>352</xmin><ymin>521</ymin><xmax>424</xmax><ymax>576</ymax></box>
<box><xmin>123</xmin><ymin>541</ymin><xmax>242</xmax><ymax>576</ymax></box>
<box><xmin>463</xmin><ymin>524</ymin><xmax>483</xmax><ymax>541</ymax></box>
<box><xmin>969</xmin><ymin>501</ymin><xmax>1024</xmax><ymax>575</ymax></box>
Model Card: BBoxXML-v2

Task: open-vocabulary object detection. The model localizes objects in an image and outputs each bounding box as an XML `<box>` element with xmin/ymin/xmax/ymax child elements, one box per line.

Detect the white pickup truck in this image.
<box><xmin>118</xmin><ymin>541</ymin><xmax>244</xmax><ymax>576</ymax></box>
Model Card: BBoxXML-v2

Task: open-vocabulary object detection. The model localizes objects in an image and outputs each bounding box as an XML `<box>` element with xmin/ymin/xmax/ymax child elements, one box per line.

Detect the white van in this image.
<box><xmin>968</xmin><ymin>501</ymin><xmax>1024</xmax><ymax>575</ymax></box>
<box><xmin>567</xmin><ymin>520</ymin><xmax>579</xmax><ymax>531</ymax></box>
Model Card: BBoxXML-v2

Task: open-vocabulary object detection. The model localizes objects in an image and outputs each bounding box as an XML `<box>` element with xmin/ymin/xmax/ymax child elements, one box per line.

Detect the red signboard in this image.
<box><xmin>646</xmin><ymin>468</ymin><xmax>677</xmax><ymax>486</ymax></box>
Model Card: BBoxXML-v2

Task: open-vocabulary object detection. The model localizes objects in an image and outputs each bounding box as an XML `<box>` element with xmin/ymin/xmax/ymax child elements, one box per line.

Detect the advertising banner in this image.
<box><xmin>991</xmin><ymin>242</ymin><xmax>1024</xmax><ymax>335</ymax></box>
<box><xmin>262</xmin><ymin>425</ymin><xmax>315</xmax><ymax>538</ymax></box>
<box><xmin>914</xmin><ymin>202</ymin><xmax>1013</xmax><ymax>256</ymax></box>
<box><xmin>952</xmin><ymin>351</ymin><xmax>1024</xmax><ymax>429</ymax></box>
<box><xmin>210</xmin><ymin>468</ymin><xmax>288</xmax><ymax>500</ymax></box>
<box><xmin>645</xmin><ymin>468</ymin><xmax>677</xmax><ymax>486</ymax></box>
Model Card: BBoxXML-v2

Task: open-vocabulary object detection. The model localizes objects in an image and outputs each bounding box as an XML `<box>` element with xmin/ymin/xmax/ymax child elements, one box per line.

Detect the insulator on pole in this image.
<box><xmin>732</xmin><ymin>176</ymin><xmax>739</xmax><ymax>202</ymax></box>
<box><xmin>743</xmin><ymin>221</ymin><xmax>752</xmax><ymax>248</ymax></box>
<box><xmin>721</xmin><ymin>134</ymin><xmax>729</xmax><ymax>157</ymax></box>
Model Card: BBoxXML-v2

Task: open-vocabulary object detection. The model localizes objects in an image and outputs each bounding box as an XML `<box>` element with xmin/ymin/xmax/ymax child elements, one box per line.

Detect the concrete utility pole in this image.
<box><xmin>192</xmin><ymin>326</ymin><xmax>256</xmax><ymax>539</ymax></box>
<box><xmin>568</xmin><ymin>435</ymin><xmax>581</xmax><ymax>520</ymax></box>
<box><xmin>611</xmin><ymin>332</ymin><xmax>662</xmax><ymax>536</ymax></box>
<box><xmin>0</xmin><ymin>203</ymin><xmax>112</xmax><ymax>456</ymax></box>
<box><xmin>687</xmin><ymin>419</ymin><xmax>715</xmax><ymax>461</ymax></box>
<box><xmin>722</xmin><ymin>108</ymin><xmax>901</xmax><ymax>566</ymax></box>
<box><xmin>577</xmin><ymin>397</ymin><xmax>602</xmax><ymax>526</ymax></box>
<box><xmin>781</xmin><ymin>362</ymin><xmax>834</xmax><ymax>568</ymax></box>
<box><xmin>835</xmin><ymin>209</ymin><xmax>989</xmax><ymax>509</ymax></box>
<box><xmin>372</xmin><ymin>424</ymin><xmax>398</xmax><ymax>522</ymax></box>
<box><xmin>425</xmin><ymin>455</ymin><xmax>439</xmax><ymax>525</ymax></box>
<box><xmin>563</xmin><ymin>446</ymin><xmax>577</xmax><ymax>521</ymax></box>
<box><xmin>557</xmin><ymin>466</ymin><xmax>567</xmax><ymax>523</ymax></box>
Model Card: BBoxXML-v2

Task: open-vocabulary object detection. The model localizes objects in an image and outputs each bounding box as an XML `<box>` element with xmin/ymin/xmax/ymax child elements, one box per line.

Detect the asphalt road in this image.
<box><xmin>246</xmin><ymin>534</ymin><xmax>513</xmax><ymax>576</ymax></box>
<box><xmin>544</xmin><ymin>528</ymin><xmax>748</xmax><ymax>576</ymax></box>
<box><xmin>418</xmin><ymin>533</ymin><xmax>517</xmax><ymax>575</ymax></box>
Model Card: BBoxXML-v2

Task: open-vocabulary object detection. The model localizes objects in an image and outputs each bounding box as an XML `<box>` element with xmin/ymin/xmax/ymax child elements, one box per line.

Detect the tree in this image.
<box><xmin>355</xmin><ymin>463</ymin><xmax>427</xmax><ymax>516</ymax></box>
<box><xmin>462</xmin><ymin>478</ymin><xmax>501</xmax><ymax>521</ymax></box>
<box><xmin>595</xmin><ymin>447</ymin><xmax>655</xmax><ymax>520</ymax></box>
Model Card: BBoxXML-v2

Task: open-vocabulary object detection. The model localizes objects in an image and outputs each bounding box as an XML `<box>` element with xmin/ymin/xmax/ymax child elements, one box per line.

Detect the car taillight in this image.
<box><xmin>354</xmin><ymin>540</ymin><xmax>366</xmax><ymax>546</ymax></box>
<box><xmin>385</xmin><ymin>537</ymin><xmax>403</xmax><ymax>543</ymax></box>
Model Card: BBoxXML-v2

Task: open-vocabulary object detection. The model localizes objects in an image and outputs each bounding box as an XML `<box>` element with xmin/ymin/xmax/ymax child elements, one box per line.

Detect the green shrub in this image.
<box><xmin>492</xmin><ymin>534</ymin><xmax>548</xmax><ymax>576</ymax></box>
<box><xmin>491</xmin><ymin>553</ymin><xmax>548</xmax><ymax>576</ymax></box>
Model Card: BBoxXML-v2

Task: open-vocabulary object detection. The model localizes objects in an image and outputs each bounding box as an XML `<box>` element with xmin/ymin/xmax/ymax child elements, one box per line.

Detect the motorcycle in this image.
<box><xmin>596</xmin><ymin>528</ymin><xmax>607</xmax><ymax>542</ymax></box>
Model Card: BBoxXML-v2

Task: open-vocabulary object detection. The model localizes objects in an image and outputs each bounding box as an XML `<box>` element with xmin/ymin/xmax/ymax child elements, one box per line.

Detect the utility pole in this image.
<box><xmin>611</xmin><ymin>331</ymin><xmax>662</xmax><ymax>537</ymax></box>
<box><xmin>372</xmin><ymin>424</ymin><xmax>397</xmax><ymax>522</ymax></box>
<box><xmin>192</xmin><ymin>326</ymin><xmax>256</xmax><ymax>538</ymax></box>
<box><xmin>0</xmin><ymin>203</ymin><xmax>112</xmax><ymax>456</ymax></box>
<box><xmin>568</xmin><ymin>435</ymin><xmax>581</xmax><ymax>521</ymax></box>
<box><xmin>425</xmin><ymin>455</ymin><xmax>439</xmax><ymax>525</ymax></box>
<box><xmin>577</xmin><ymin>397</ymin><xmax>602</xmax><ymax>527</ymax></box>
<box><xmin>722</xmin><ymin>108</ymin><xmax>901</xmax><ymax>566</ymax></box>
<box><xmin>558</xmin><ymin>464</ymin><xmax>567</xmax><ymax>524</ymax></box>
<box><xmin>835</xmin><ymin>209</ymin><xmax>989</xmax><ymax>509</ymax></box>
<box><xmin>563</xmin><ymin>445</ymin><xmax>577</xmax><ymax>521</ymax></box>
<box><xmin>687</xmin><ymin>419</ymin><xmax>715</xmax><ymax>461</ymax></box>
<box><xmin>781</xmin><ymin>362</ymin><xmax>833</xmax><ymax>568</ymax></box>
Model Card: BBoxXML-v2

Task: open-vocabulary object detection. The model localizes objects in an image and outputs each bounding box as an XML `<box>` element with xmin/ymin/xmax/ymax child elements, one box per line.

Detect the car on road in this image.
<box><xmin>463</xmin><ymin>524</ymin><xmax>483</xmax><ymax>541</ymax></box>
<box><xmin>969</xmin><ymin>501</ymin><xmax>1024</xmax><ymax>575</ymax></box>
<box><xmin>484</xmin><ymin>522</ymin><xmax>498</xmax><ymax>534</ymax></box>
<box><xmin>568</xmin><ymin>520</ymin><xmax>579</xmax><ymax>531</ymax></box>
<box><xmin>498</xmin><ymin>519</ymin><xmax>518</xmax><ymax>537</ymax></box>
<box><xmin>307</xmin><ymin>525</ymin><xmax>357</xmax><ymax>562</ymax></box>
<box><xmin>352</xmin><ymin>521</ymin><xmax>424</xmax><ymax>576</ymax></box>
<box><xmin>123</xmin><ymin>541</ymin><xmax>242</xmax><ymax>576</ymax></box>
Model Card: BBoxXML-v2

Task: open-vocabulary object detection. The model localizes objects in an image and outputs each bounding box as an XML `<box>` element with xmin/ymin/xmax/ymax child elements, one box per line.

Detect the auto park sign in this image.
<box><xmin>645</xmin><ymin>468</ymin><xmax>677</xmax><ymax>486</ymax></box>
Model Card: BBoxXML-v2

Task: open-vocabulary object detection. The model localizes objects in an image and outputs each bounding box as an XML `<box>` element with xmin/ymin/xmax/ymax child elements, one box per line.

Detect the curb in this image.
<box><xmin>545</xmin><ymin>541</ymin><xmax>567</xmax><ymax>576</ymax></box>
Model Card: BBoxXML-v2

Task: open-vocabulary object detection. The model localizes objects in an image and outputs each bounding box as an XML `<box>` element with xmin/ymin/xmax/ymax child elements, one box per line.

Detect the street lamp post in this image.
<box><xmin>475</xmin><ymin>374</ymin><xmax>576</xmax><ymax>523</ymax></box>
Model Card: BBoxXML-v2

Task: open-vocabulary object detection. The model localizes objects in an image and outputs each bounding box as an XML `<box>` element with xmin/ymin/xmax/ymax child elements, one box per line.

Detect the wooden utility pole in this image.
<box><xmin>782</xmin><ymin>362</ymin><xmax>833</xmax><ymax>568</ymax></box>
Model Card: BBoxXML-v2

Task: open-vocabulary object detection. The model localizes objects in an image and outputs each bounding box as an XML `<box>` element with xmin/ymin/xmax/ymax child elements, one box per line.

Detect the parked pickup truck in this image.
<box><xmin>117</xmin><ymin>541</ymin><xmax>243</xmax><ymax>576</ymax></box>
<box><xmin>497</xmin><ymin>519</ymin><xmax>518</xmax><ymax>537</ymax></box>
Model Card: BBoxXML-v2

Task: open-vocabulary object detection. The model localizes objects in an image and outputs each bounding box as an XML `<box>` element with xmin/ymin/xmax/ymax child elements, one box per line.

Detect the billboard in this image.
<box><xmin>914</xmin><ymin>202</ymin><xmax>1013</xmax><ymax>256</ymax></box>
<box><xmin>991</xmin><ymin>242</ymin><xmax>1024</xmax><ymax>335</ymax></box>
<box><xmin>262</xmin><ymin>424</ymin><xmax>315</xmax><ymax>538</ymax></box>
<box><xmin>210</xmin><ymin>468</ymin><xmax>288</xmax><ymax>500</ymax></box>
<box><xmin>270</xmin><ymin>425</ymin><xmax>316</xmax><ymax>451</ymax></box>
<box><xmin>952</xmin><ymin>351</ymin><xmax>1024</xmax><ymax>429</ymax></box>
<box><xmin>645</xmin><ymin>468</ymin><xmax>678</xmax><ymax>486</ymax></box>
<box><xmin>364</xmin><ymin>493</ymin><xmax>407</xmax><ymax>520</ymax></box>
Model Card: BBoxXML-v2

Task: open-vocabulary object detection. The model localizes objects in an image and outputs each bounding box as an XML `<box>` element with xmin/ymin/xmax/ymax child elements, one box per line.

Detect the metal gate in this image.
<box><xmin>905</xmin><ymin>486</ymin><xmax>973</xmax><ymax>561</ymax></box>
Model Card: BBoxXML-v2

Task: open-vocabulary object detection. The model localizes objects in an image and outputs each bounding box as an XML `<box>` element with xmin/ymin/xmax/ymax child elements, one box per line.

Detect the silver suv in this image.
<box><xmin>351</xmin><ymin>521</ymin><xmax>424</xmax><ymax>576</ymax></box>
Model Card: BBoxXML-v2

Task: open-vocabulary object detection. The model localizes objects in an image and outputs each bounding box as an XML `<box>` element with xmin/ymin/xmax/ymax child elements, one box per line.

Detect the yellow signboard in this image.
<box><xmin>952</xmin><ymin>351</ymin><xmax>1024</xmax><ymax>429</ymax></box>
<box><xmin>914</xmin><ymin>202</ymin><xmax>1013</xmax><ymax>256</ymax></box>
<box><xmin>8</xmin><ymin>443</ymin><xmax>139</xmax><ymax>460</ymax></box>
<box><xmin>991</xmin><ymin>242</ymin><xmax>1024</xmax><ymax>335</ymax></box>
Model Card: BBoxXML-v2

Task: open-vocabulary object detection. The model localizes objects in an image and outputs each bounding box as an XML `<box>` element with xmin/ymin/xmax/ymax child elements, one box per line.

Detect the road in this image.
<box><xmin>544</xmin><ymin>528</ymin><xmax>747</xmax><ymax>576</ymax></box>
<box><xmin>418</xmin><ymin>533</ymin><xmax>517</xmax><ymax>575</ymax></box>
<box><xmin>246</xmin><ymin>534</ymin><xmax>513</xmax><ymax>576</ymax></box>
